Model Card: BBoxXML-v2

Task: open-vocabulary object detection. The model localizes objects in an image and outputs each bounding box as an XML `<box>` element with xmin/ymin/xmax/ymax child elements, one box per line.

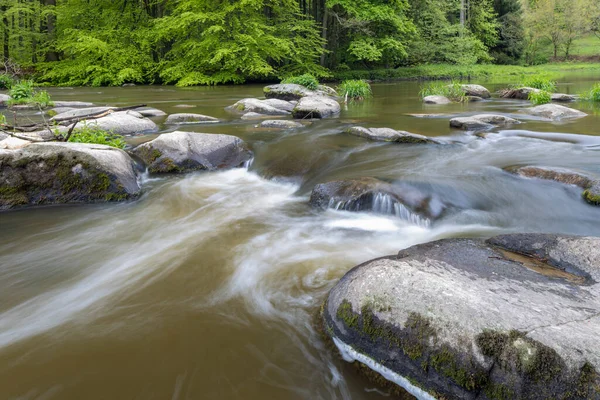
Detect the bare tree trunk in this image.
<box><xmin>44</xmin><ymin>0</ymin><xmax>58</xmax><ymax>61</ymax></box>
<box><xmin>460</xmin><ymin>0</ymin><xmax>465</xmax><ymax>36</ymax></box>
<box><xmin>320</xmin><ymin>5</ymin><xmax>328</xmax><ymax>67</ymax></box>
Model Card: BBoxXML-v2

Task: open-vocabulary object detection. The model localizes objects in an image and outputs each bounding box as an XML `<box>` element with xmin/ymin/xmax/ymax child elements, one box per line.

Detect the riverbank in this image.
<box><xmin>332</xmin><ymin>62</ymin><xmax>600</xmax><ymax>83</ymax></box>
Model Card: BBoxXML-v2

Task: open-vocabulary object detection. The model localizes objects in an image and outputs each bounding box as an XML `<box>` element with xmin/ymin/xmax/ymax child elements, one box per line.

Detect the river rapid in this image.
<box><xmin>1</xmin><ymin>77</ymin><xmax>600</xmax><ymax>399</ymax></box>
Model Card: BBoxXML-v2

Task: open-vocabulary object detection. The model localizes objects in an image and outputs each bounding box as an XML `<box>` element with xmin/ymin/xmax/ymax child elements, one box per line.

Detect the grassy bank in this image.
<box><xmin>332</xmin><ymin>63</ymin><xmax>600</xmax><ymax>83</ymax></box>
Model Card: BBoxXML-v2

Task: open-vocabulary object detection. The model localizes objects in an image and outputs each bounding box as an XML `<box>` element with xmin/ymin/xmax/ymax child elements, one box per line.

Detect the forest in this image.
<box><xmin>1</xmin><ymin>0</ymin><xmax>599</xmax><ymax>86</ymax></box>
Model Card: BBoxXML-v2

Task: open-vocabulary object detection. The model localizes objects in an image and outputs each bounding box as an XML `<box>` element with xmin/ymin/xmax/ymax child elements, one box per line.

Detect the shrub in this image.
<box><xmin>528</xmin><ymin>90</ymin><xmax>551</xmax><ymax>105</ymax></box>
<box><xmin>520</xmin><ymin>76</ymin><xmax>556</xmax><ymax>92</ymax></box>
<box><xmin>580</xmin><ymin>83</ymin><xmax>600</xmax><ymax>102</ymax></box>
<box><xmin>0</xmin><ymin>114</ymin><xmax>6</xmax><ymax>125</ymax></box>
<box><xmin>9</xmin><ymin>80</ymin><xmax>34</xmax><ymax>100</ymax></box>
<box><xmin>0</xmin><ymin>74</ymin><xmax>14</xmax><ymax>90</ymax></box>
<box><xmin>338</xmin><ymin>79</ymin><xmax>372</xmax><ymax>101</ymax></box>
<box><xmin>419</xmin><ymin>81</ymin><xmax>467</xmax><ymax>103</ymax></box>
<box><xmin>68</xmin><ymin>124</ymin><xmax>127</xmax><ymax>149</ymax></box>
<box><xmin>281</xmin><ymin>74</ymin><xmax>319</xmax><ymax>90</ymax></box>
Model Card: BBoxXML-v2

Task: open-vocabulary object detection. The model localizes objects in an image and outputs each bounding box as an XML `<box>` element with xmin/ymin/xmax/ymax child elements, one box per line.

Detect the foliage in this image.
<box><xmin>0</xmin><ymin>74</ymin><xmax>14</xmax><ymax>89</ymax></box>
<box><xmin>338</xmin><ymin>79</ymin><xmax>372</xmax><ymax>100</ymax></box>
<box><xmin>419</xmin><ymin>81</ymin><xmax>467</xmax><ymax>102</ymax></box>
<box><xmin>281</xmin><ymin>74</ymin><xmax>320</xmax><ymax>90</ymax></box>
<box><xmin>0</xmin><ymin>114</ymin><xmax>5</xmax><ymax>125</ymax></box>
<box><xmin>490</xmin><ymin>0</ymin><xmax>525</xmax><ymax>64</ymax></box>
<box><xmin>580</xmin><ymin>83</ymin><xmax>600</xmax><ymax>102</ymax></box>
<box><xmin>9</xmin><ymin>80</ymin><xmax>34</xmax><ymax>100</ymax></box>
<box><xmin>520</xmin><ymin>76</ymin><xmax>557</xmax><ymax>92</ymax></box>
<box><xmin>68</xmin><ymin>124</ymin><xmax>126</xmax><ymax>149</ymax></box>
<box><xmin>528</xmin><ymin>90</ymin><xmax>551</xmax><ymax>105</ymax></box>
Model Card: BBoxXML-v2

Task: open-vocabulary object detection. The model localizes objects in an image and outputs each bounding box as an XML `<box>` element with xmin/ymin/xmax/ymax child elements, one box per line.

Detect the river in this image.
<box><xmin>1</xmin><ymin>76</ymin><xmax>600</xmax><ymax>399</ymax></box>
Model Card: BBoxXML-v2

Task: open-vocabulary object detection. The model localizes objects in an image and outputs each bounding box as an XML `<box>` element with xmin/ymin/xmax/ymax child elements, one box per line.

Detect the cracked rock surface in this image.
<box><xmin>322</xmin><ymin>233</ymin><xmax>600</xmax><ymax>399</ymax></box>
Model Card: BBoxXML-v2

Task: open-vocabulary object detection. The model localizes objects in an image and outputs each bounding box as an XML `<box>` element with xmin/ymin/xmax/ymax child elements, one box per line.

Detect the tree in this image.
<box><xmin>490</xmin><ymin>0</ymin><xmax>525</xmax><ymax>63</ymax></box>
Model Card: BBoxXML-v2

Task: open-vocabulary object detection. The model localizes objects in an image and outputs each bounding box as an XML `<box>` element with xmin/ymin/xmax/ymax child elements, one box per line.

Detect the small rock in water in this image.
<box><xmin>132</xmin><ymin>131</ymin><xmax>252</xmax><ymax>174</ymax></box>
<box><xmin>322</xmin><ymin>233</ymin><xmax>600</xmax><ymax>400</ymax></box>
<box><xmin>551</xmin><ymin>93</ymin><xmax>577</xmax><ymax>102</ymax></box>
<box><xmin>460</xmin><ymin>84</ymin><xmax>491</xmax><ymax>99</ymax></box>
<box><xmin>344</xmin><ymin>126</ymin><xmax>438</xmax><ymax>144</ymax></box>
<box><xmin>292</xmin><ymin>96</ymin><xmax>340</xmax><ymax>119</ymax></box>
<box><xmin>423</xmin><ymin>95</ymin><xmax>451</xmax><ymax>104</ymax></box>
<box><xmin>259</xmin><ymin>120</ymin><xmax>304</xmax><ymax>129</ymax></box>
<box><xmin>0</xmin><ymin>93</ymin><xmax>11</xmax><ymax>106</ymax></box>
<box><xmin>135</xmin><ymin>107</ymin><xmax>167</xmax><ymax>117</ymax></box>
<box><xmin>500</xmin><ymin>86</ymin><xmax>539</xmax><ymax>100</ymax></box>
<box><xmin>450</xmin><ymin>114</ymin><xmax>520</xmax><ymax>130</ymax></box>
<box><xmin>241</xmin><ymin>112</ymin><xmax>269</xmax><ymax>120</ymax></box>
<box><xmin>165</xmin><ymin>113</ymin><xmax>219</xmax><ymax>124</ymax></box>
<box><xmin>525</xmin><ymin>104</ymin><xmax>587</xmax><ymax>121</ymax></box>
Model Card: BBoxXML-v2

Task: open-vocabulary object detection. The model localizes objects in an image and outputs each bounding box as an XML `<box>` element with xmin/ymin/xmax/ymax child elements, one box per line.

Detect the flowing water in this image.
<box><xmin>1</xmin><ymin>76</ymin><xmax>600</xmax><ymax>399</ymax></box>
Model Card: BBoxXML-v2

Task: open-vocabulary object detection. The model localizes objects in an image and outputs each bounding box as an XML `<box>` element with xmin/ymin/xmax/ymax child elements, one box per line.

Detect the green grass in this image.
<box><xmin>580</xmin><ymin>83</ymin><xmax>600</xmax><ymax>102</ymax></box>
<box><xmin>7</xmin><ymin>80</ymin><xmax>53</xmax><ymax>108</ymax></box>
<box><xmin>68</xmin><ymin>124</ymin><xmax>126</xmax><ymax>149</ymax></box>
<box><xmin>9</xmin><ymin>80</ymin><xmax>34</xmax><ymax>100</ymax></box>
<box><xmin>519</xmin><ymin>76</ymin><xmax>557</xmax><ymax>92</ymax></box>
<box><xmin>0</xmin><ymin>74</ymin><xmax>14</xmax><ymax>90</ymax></box>
<box><xmin>419</xmin><ymin>81</ymin><xmax>467</xmax><ymax>102</ymax></box>
<box><xmin>528</xmin><ymin>90</ymin><xmax>552</xmax><ymax>105</ymax></box>
<box><xmin>281</xmin><ymin>74</ymin><xmax>319</xmax><ymax>90</ymax></box>
<box><xmin>331</xmin><ymin>62</ymin><xmax>600</xmax><ymax>84</ymax></box>
<box><xmin>338</xmin><ymin>79</ymin><xmax>372</xmax><ymax>100</ymax></box>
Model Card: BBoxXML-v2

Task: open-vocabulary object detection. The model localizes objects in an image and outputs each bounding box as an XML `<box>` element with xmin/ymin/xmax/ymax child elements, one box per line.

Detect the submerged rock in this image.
<box><xmin>227</xmin><ymin>98</ymin><xmax>291</xmax><ymax>116</ymax></box>
<box><xmin>507</xmin><ymin>165</ymin><xmax>600</xmax><ymax>206</ymax></box>
<box><xmin>460</xmin><ymin>84</ymin><xmax>491</xmax><ymax>99</ymax></box>
<box><xmin>165</xmin><ymin>113</ymin><xmax>219</xmax><ymax>124</ymax></box>
<box><xmin>0</xmin><ymin>93</ymin><xmax>11</xmax><ymax>107</ymax></box>
<box><xmin>259</xmin><ymin>120</ymin><xmax>304</xmax><ymax>129</ymax></box>
<box><xmin>322</xmin><ymin>234</ymin><xmax>600</xmax><ymax>400</ymax></box>
<box><xmin>132</xmin><ymin>131</ymin><xmax>252</xmax><ymax>174</ymax></box>
<box><xmin>450</xmin><ymin>114</ymin><xmax>520</xmax><ymax>130</ymax></box>
<box><xmin>263</xmin><ymin>83</ymin><xmax>319</xmax><ymax>101</ymax></box>
<box><xmin>525</xmin><ymin>104</ymin><xmax>587</xmax><ymax>121</ymax></box>
<box><xmin>344</xmin><ymin>126</ymin><xmax>438</xmax><ymax>144</ymax></box>
<box><xmin>0</xmin><ymin>142</ymin><xmax>140</xmax><ymax>210</ymax></box>
<box><xmin>423</xmin><ymin>95</ymin><xmax>451</xmax><ymax>105</ymax></box>
<box><xmin>292</xmin><ymin>96</ymin><xmax>340</xmax><ymax>119</ymax></box>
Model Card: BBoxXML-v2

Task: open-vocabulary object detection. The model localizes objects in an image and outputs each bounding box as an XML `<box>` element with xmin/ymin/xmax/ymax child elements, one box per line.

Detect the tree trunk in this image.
<box><xmin>44</xmin><ymin>0</ymin><xmax>59</xmax><ymax>61</ymax></box>
<box><xmin>320</xmin><ymin>4</ymin><xmax>328</xmax><ymax>66</ymax></box>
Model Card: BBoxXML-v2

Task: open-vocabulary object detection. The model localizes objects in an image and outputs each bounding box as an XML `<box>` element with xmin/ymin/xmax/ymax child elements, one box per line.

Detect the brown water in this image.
<box><xmin>1</xmin><ymin>76</ymin><xmax>600</xmax><ymax>400</ymax></box>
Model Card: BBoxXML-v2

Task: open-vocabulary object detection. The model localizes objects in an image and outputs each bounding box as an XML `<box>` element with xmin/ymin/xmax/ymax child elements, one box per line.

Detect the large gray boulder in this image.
<box><xmin>551</xmin><ymin>93</ymin><xmax>577</xmax><ymax>102</ymax></box>
<box><xmin>344</xmin><ymin>126</ymin><xmax>438</xmax><ymax>144</ymax></box>
<box><xmin>460</xmin><ymin>84</ymin><xmax>491</xmax><ymax>99</ymax></box>
<box><xmin>423</xmin><ymin>95</ymin><xmax>451</xmax><ymax>105</ymax></box>
<box><xmin>450</xmin><ymin>114</ymin><xmax>520</xmax><ymax>130</ymax></box>
<box><xmin>84</xmin><ymin>111</ymin><xmax>158</xmax><ymax>135</ymax></box>
<box><xmin>227</xmin><ymin>98</ymin><xmax>291</xmax><ymax>116</ymax></box>
<box><xmin>309</xmin><ymin>178</ymin><xmax>449</xmax><ymax>224</ymax></box>
<box><xmin>292</xmin><ymin>96</ymin><xmax>340</xmax><ymax>119</ymax></box>
<box><xmin>165</xmin><ymin>113</ymin><xmax>219</xmax><ymax>124</ymax></box>
<box><xmin>501</xmin><ymin>87</ymin><xmax>540</xmax><ymax>100</ymax></box>
<box><xmin>263</xmin><ymin>83</ymin><xmax>318</xmax><ymax>101</ymax></box>
<box><xmin>506</xmin><ymin>165</ymin><xmax>600</xmax><ymax>206</ymax></box>
<box><xmin>132</xmin><ymin>131</ymin><xmax>252</xmax><ymax>174</ymax></box>
<box><xmin>322</xmin><ymin>234</ymin><xmax>600</xmax><ymax>400</ymax></box>
<box><xmin>261</xmin><ymin>98</ymin><xmax>296</xmax><ymax>112</ymax></box>
<box><xmin>0</xmin><ymin>142</ymin><xmax>140</xmax><ymax>210</ymax></box>
<box><xmin>0</xmin><ymin>93</ymin><xmax>11</xmax><ymax>107</ymax></box>
<box><xmin>526</xmin><ymin>104</ymin><xmax>587</xmax><ymax>121</ymax></box>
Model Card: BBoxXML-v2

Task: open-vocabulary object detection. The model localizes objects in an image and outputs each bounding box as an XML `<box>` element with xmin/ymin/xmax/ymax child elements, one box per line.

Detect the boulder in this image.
<box><xmin>506</xmin><ymin>166</ymin><xmax>600</xmax><ymax>207</ymax></box>
<box><xmin>84</xmin><ymin>111</ymin><xmax>159</xmax><ymax>135</ymax></box>
<box><xmin>263</xmin><ymin>83</ymin><xmax>318</xmax><ymax>101</ymax></box>
<box><xmin>322</xmin><ymin>234</ymin><xmax>600</xmax><ymax>400</ymax></box>
<box><xmin>261</xmin><ymin>98</ymin><xmax>296</xmax><ymax>112</ymax></box>
<box><xmin>344</xmin><ymin>126</ymin><xmax>438</xmax><ymax>144</ymax></box>
<box><xmin>135</xmin><ymin>107</ymin><xmax>167</xmax><ymax>117</ymax></box>
<box><xmin>132</xmin><ymin>131</ymin><xmax>252</xmax><ymax>174</ymax></box>
<box><xmin>165</xmin><ymin>113</ymin><xmax>219</xmax><ymax>124</ymax></box>
<box><xmin>525</xmin><ymin>104</ymin><xmax>587</xmax><ymax>121</ymax></box>
<box><xmin>227</xmin><ymin>98</ymin><xmax>291</xmax><ymax>116</ymax></box>
<box><xmin>292</xmin><ymin>96</ymin><xmax>340</xmax><ymax>119</ymax></box>
<box><xmin>309</xmin><ymin>178</ymin><xmax>448</xmax><ymax>224</ymax></box>
<box><xmin>52</xmin><ymin>101</ymin><xmax>95</xmax><ymax>107</ymax></box>
<box><xmin>450</xmin><ymin>114</ymin><xmax>520</xmax><ymax>130</ymax></box>
<box><xmin>0</xmin><ymin>142</ymin><xmax>140</xmax><ymax>210</ymax></box>
<box><xmin>423</xmin><ymin>95</ymin><xmax>451</xmax><ymax>105</ymax></box>
<box><xmin>551</xmin><ymin>93</ymin><xmax>577</xmax><ymax>102</ymax></box>
<box><xmin>0</xmin><ymin>93</ymin><xmax>11</xmax><ymax>107</ymax></box>
<box><xmin>259</xmin><ymin>120</ymin><xmax>304</xmax><ymax>129</ymax></box>
<box><xmin>501</xmin><ymin>87</ymin><xmax>540</xmax><ymax>100</ymax></box>
<box><xmin>51</xmin><ymin>106</ymin><xmax>116</xmax><ymax>123</ymax></box>
<box><xmin>48</xmin><ymin>107</ymin><xmax>77</xmax><ymax>117</ymax></box>
<box><xmin>460</xmin><ymin>84</ymin><xmax>491</xmax><ymax>99</ymax></box>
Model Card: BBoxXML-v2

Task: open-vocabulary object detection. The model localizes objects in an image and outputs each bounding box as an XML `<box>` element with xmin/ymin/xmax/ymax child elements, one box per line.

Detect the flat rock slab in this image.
<box><xmin>0</xmin><ymin>142</ymin><xmax>140</xmax><ymax>210</ymax></box>
<box><xmin>423</xmin><ymin>95</ymin><xmax>451</xmax><ymax>105</ymax></box>
<box><xmin>51</xmin><ymin>106</ymin><xmax>117</xmax><ymax>122</ymax></box>
<box><xmin>292</xmin><ymin>96</ymin><xmax>340</xmax><ymax>119</ymax></box>
<box><xmin>52</xmin><ymin>101</ymin><xmax>95</xmax><ymax>107</ymax></box>
<box><xmin>344</xmin><ymin>126</ymin><xmax>438</xmax><ymax>144</ymax></box>
<box><xmin>84</xmin><ymin>111</ymin><xmax>159</xmax><ymax>135</ymax></box>
<box><xmin>525</xmin><ymin>104</ymin><xmax>587</xmax><ymax>121</ymax></box>
<box><xmin>165</xmin><ymin>113</ymin><xmax>219</xmax><ymax>124</ymax></box>
<box><xmin>450</xmin><ymin>114</ymin><xmax>520</xmax><ymax>130</ymax></box>
<box><xmin>132</xmin><ymin>131</ymin><xmax>252</xmax><ymax>174</ymax></box>
<box><xmin>323</xmin><ymin>234</ymin><xmax>600</xmax><ymax>400</ymax></box>
<box><xmin>227</xmin><ymin>98</ymin><xmax>291</xmax><ymax>116</ymax></box>
<box><xmin>460</xmin><ymin>84</ymin><xmax>491</xmax><ymax>99</ymax></box>
<box><xmin>259</xmin><ymin>120</ymin><xmax>304</xmax><ymax>129</ymax></box>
